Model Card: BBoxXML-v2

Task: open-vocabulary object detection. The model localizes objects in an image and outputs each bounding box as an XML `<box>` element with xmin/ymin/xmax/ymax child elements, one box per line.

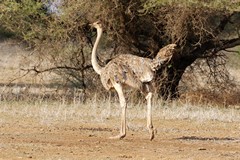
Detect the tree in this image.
<box><xmin>1</xmin><ymin>0</ymin><xmax>240</xmax><ymax>99</ymax></box>
<box><xmin>149</xmin><ymin>1</ymin><xmax>240</xmax><ymax>98</ymax></box>
<box><xmin>93</xmin><ymin>0</ymin><xmax>240</xmax><ymax>99</ymax></box>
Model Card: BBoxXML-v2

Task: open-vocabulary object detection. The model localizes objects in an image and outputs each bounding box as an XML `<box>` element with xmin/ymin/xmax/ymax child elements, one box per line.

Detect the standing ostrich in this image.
<box><xmin>90</xmin><ymin>21</ymin><xmax>177</xmax><ymax>140</ymax></box>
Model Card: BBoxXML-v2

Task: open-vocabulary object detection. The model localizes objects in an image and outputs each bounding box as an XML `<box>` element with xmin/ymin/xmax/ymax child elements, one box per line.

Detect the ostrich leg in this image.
<box><xmin>143</xmin><ymin>83</ymin><xmax>154</xmax><ymax>140</ymax></box>
<box><xmin>109</xmin><ymin>82</ymin><xmax>127</xmax><ymax>139</ymax></box>
<box><xmin>146</xmin><ymin>91</ymin><xmax>154</xmax><ymax>140</ymax></box>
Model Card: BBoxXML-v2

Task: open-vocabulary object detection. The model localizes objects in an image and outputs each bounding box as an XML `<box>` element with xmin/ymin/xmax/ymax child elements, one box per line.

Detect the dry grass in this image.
<box><xmin>1</xmin><ymin>96</ymin><xmax>240</xmax><ymax>131</ymax></box>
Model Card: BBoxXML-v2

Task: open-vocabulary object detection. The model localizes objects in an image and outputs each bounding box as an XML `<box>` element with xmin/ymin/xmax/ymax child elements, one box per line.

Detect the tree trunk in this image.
<box><xmin>156</xmin><ymin>52</ymin><xmax>198</xmax><ymax>100</ymax></box>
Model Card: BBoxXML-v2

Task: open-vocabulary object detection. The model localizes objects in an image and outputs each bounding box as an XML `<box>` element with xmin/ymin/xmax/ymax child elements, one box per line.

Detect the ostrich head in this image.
<box><xmin>90</xmin><ymin>21</ymin><xmax>102</xmax><ymax>29</ymax></box>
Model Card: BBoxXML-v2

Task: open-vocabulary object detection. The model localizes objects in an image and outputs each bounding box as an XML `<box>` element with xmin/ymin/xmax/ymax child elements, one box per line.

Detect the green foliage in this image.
<box><xmin>0</xmin><ymin>0</ymin><xmax>92</xmax><ymax>47</ymax></box>
<box><xmin>0</xmin><ymin>0</ymin><xmax>46</xmax><ymax>41</ymax></box>
<box><xmin>143</xmin><ymin>0</ymin><xmax>240</xmax><ymax>12</ymax></box>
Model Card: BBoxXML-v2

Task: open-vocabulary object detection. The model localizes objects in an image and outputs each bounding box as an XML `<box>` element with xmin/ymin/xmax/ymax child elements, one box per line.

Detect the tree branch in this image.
<box><xmin>21</xmin><ymin>65</ymin><xmax>92</xmax><ymax>74</ymax></box>
<box><xmin>219</xmin><ymin>38</ymin><xmax>240</xmax><ymax>50</ymax></box>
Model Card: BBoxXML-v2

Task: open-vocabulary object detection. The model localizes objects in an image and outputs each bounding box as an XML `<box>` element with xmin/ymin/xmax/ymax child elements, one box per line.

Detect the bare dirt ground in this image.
<box><xmin>0</xmin><ymin>109</ymin><xmax>240</xmax><ymax>160</ymax></box>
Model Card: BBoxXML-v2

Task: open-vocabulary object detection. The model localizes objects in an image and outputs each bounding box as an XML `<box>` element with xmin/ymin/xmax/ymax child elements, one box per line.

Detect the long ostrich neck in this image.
<box><xmin>91</xmin><ymin>27</ymin><xmax>103</xmax><ymax>75</ymax></box>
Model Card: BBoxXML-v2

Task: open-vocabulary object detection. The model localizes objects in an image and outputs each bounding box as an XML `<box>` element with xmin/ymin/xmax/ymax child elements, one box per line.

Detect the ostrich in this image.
<box><xmin>90</xmin><ymin>21</ymin><xmax>177</xmax><ymax>140</ymax></box>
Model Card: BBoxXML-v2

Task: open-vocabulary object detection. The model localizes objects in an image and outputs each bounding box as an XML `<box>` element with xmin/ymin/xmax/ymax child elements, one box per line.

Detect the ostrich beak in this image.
<box><xmin>170</xmin><ymin>44</ymin><xmax>177</xmax><ymax>49</ymax></box>
<box><xmin>90</xmin><ymin>20</ymin><xmax>101</xmax><ymax>27</ymax></box>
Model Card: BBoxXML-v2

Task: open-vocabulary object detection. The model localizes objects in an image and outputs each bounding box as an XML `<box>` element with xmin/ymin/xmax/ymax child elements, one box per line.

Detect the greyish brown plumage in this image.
<box><xmin>90</xmin><ymin>21</ymin><xmax>177</xmax><ymax>140</ymax></box>
<box><xmin>101</xmin><ymin>43</ymin><xmax>176</xmax><ymax>91</ymax></box>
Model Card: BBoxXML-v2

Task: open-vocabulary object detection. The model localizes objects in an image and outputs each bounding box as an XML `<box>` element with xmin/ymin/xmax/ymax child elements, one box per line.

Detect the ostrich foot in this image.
<box><xmin>149</xmin><ymin>128</ymin><xmax>156</xmax><ymax>141</ymax></box>
<box><xmin>109</xmin><ymin>134</ymin><xmax>126</xmax><ymax>140</ymax></box>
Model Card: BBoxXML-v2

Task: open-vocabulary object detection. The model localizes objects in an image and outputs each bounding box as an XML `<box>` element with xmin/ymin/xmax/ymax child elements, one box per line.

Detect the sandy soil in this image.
<box><xmin>0</xmin><ymin>111</ymin><xmax>239</xmax><ymax>160</ymax></box>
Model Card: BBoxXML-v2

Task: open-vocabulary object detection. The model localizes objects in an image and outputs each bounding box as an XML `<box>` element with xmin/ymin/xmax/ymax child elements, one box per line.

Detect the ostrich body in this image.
<box><xmin>91</xmin><ymin>21</ymin><xmax>176</xmax><ymax>140</ymax></box>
